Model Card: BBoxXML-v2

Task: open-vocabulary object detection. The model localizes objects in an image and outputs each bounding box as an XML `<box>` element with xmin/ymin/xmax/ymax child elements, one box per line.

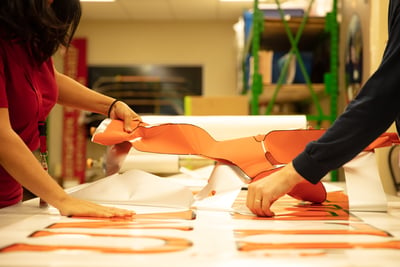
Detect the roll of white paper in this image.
<box><xmin>120</xmin><ymin>153</ymin><xmax>180</xmax><ymax>174</ymax></box>
<box><xmin>140</xmin><ymin>115</ymin><xmax>307</xmax><ymax>141</ymax></box>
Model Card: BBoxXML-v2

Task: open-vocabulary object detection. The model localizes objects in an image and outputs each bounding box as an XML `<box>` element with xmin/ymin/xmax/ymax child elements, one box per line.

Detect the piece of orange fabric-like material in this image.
<box><xmin>92</xmin><ymin>120</ymin><xmax>400</xmax><ymax>204</ymax></box>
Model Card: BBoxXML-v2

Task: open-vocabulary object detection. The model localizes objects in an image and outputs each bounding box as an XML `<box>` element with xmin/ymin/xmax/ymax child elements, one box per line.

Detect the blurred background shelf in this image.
<box><xmin>257</xmin><ymin>83</ymin><xmax>325</xmax><ymax>103</ymax></box>
<box><xmin>240</xmin><ymin>0</ymin><xmax>338</xmax><ymax>128</ymax></box>
<box><xmin>262</xmin><ymin>16</ymin><xmax>327</xmax><ymax>51</ymax></box>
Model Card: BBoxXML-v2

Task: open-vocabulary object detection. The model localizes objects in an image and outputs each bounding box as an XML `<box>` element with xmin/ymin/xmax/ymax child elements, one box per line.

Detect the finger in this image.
<box><xmin>254</xmin><ymin>198</ymin><xmax>265</xmax><ymax>216</ymax></box>
<box><xmin>81</xmin><ymin>203</ymin><xmax>135</xmax><ymax>218</ymax></box>
<box><xmin>246</xmin><ymin>186</ymin><xmax>254</xmax><ymax>209</ymax></box>
<box><xmin>123</xmin><ymin>116</ymin><xmax>133</xmax><ymax>132</ymax></box>
<box><xmin>95</xmin><ymin>209</ymin><xmax>134</xmax><ymax>218</ymax></box>
<box><xmin>253</xmin><ymin>188</ymin><xmax>266</xmax><ymax>216</ymax></box>
<box><xmin>246</xmin><ymin>184</ymin><xmax>266</xmax><ymax>216</ymax></box>
<box><xmin>109</xmin><ymin>207</ymin><xmax>135</xmax><ymax>217</ymax></box>
<box><xmin>134</xmin><ymin>114</ymin><xmax>142</xmax><ymax>122</ymax></box>
<box><xmin>260</xmin><ymin>198</ymin><xmax>275</xmax><ymax>217</ymax></box>
<box><xmin>246</xmin><ymin>184</ymin><xmax>258</xmax><ymax>212</ymax></box>
<box><xmin>254</xmin><ymin>197</ymin><xmax>266</xmax><ymax>217</ymax></box>
<box><xmin>248</xmin><ymin>183</ymin><xmax>275</xmax><ymax>217</ymax></box>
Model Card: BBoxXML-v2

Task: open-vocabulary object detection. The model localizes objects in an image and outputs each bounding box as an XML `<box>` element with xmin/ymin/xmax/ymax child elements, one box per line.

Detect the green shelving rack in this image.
<box><xmin>245</xmin><ymin>0</ymin><xmax>339</xmax><ymax>127</ymax></box>
<box><xmin>244</xmin><ymin>0</ymin><xmax>339</xmax><ymax>180</ymax></box>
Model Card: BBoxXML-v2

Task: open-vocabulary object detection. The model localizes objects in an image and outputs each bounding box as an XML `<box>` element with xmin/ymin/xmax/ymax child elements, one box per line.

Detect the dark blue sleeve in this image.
<box><xmin>293</xmin><ymin>0</ymin><xmax>400</xmax><ymax>184</ymax></box>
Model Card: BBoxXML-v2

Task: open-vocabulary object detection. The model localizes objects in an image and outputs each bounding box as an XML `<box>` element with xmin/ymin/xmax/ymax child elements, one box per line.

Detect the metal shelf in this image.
<box><xmin>262</xmin><ymin>17</ymin><xmax>327</xmax><ymax>51</ymax></box>
<box><xmin>244</xmin><ymin>0</ymin><xmax>339</xmax><ymax>127</ymax></box>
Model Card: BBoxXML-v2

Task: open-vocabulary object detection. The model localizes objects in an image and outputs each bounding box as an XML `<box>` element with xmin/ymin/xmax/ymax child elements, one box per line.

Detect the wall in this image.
<box><xmin>75</xmin><ymin>20</ymin><xmax>239</xmax><ymax>96</ymax></box>
<box><xmin>369</xmin><ymin>0</ymin><xmax>389</xmax><ymax>74</ymax></box>
<box><xmin>338</xmin><ymin>0</ymin><xmax>389</xmax><ymax>113</ymax></box>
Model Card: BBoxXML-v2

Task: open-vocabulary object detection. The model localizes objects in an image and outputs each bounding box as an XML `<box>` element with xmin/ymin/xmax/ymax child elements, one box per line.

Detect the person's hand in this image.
<box><xmin>246</xmin><ymin>162</ymin><xmax>305</xmax><ymax>217</ymax></box>
<box><xmin>55</xmin><ymin>195</ymin><xmax>135</xmax><ymax>218</ymax></box>
<box><xmin>109</xmin><ymin>100</ymin><xmax>142</xmax><ymax>132</ymax></box>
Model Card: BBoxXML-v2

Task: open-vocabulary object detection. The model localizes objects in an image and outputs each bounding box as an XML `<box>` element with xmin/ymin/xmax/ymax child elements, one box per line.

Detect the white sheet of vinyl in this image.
<box><xmin>1</xmin><ymin>181</ymin><xmax>400</xmax><ymax>267</ymax></box>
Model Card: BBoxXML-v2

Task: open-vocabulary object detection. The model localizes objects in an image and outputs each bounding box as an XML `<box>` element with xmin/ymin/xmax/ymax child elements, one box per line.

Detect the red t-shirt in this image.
<box><xmin>0</xmin><ymin>39</ymin><xmax>58</xmax><ymax>207</ymax></box>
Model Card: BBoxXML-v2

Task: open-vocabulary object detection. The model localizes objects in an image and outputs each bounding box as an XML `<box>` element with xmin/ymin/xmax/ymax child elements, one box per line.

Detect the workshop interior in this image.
<box><xmin>1</xmin><ymin>0</ymin><xmax>400</xmax><ymax>266</ymax></box>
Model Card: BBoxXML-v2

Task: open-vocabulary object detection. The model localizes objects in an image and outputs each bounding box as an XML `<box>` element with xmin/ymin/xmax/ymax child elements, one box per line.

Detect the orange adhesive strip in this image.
<box><xmin>234</xmin><ymin>222</ymin><xmax>392</xmax><ymax>238</ymax></box>
<box><xmin>237</xmin><ymin>240</ymin><xmax>400</xmax><ymax>251</ymax></box>
<box><xmin>47</xmin><ymin>221</ymin><xmax>193</xmax><ymax>231</ymax></box>
<box><xmin>0</xmin><ymin>235</ymin><xmax>192</xmax><ymax>254</ymax></box>
<box><xmin>232</xmin><ymin>192</ymin><xmax>356</xmax><ymax>221</ymax></box>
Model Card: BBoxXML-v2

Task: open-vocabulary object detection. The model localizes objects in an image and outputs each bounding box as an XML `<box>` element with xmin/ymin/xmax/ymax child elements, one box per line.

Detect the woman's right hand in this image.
<box><xmin>246</xmin><ymin>162</ymin><xmax>304</xmax><ymax>217</ymax></box>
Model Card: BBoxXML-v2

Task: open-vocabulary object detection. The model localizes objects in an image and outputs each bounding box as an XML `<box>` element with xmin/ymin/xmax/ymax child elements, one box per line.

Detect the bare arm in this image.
<box><xmin>0</xmin><ymin>108</ymin><xmax>134</xmax><ymax>217</ymax></box>
<box><xmin>55</xmin><ymin>69</ymin><xmax>141</xmax><ymax>131</ymax></box>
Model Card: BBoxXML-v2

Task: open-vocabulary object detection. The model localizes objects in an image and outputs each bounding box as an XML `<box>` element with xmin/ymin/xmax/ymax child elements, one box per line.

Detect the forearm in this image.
<box><xmin>0</xmin><ymin>129</ymin><xmax>68</xmax><ymax>208</ymax></box>
<box><xmin>294</xmin><ymin>72</ymin><xmax>400</xmax><ymax>183</ymax></box>
<box><xmin>55</xmin><ymin>69</ymin><xmax>141</xmax><ymax>132</ymax></box>
<box><xmin>294</xmin><ymin>2</ymin><xmax>400</xmax><ymax>183</ymax></box>
<box><xmin>55</xmin><ymin>70</ymin><xmax>115</xmax><ymax>115</ymax></box>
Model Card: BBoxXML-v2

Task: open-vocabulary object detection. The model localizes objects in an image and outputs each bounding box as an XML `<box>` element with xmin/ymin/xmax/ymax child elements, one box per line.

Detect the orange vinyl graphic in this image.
<box><xmin>0</xmin><ymin>235</ymin><xmax>192</xmax><ymax>254</ymax></box>
<box><xmin>92</xmin><ymin>120</ymin><xmax>400</xmax><ymax>204</ymax></box>
<box><xmin>232</xmin><ymin>192</ymin><xmax>357</xmax><ymax>221</ymax></box>
<box><xmin>0</xmin><ymin>213</ymin><xmax>195</xmax><ymax>255</ymax></box>
<box><xmin>235</xmin><ymin>222</ymin><xmax>392</xmax><ymax>238</ymax></box>
<box><xmin>69</xmin><ymin>209</ymin><xmax>196</xmax><ymax>221</ymax></box>
<box><xmin>47</xmin><ymin>220</ymin><xmax>193</xmax><ymax>231</ymax></box>
<box><xmin>237</xmin><ymin>240</ymin><xmax>400</xmax><ymax>251</ymax></box>
<box><xmin>93</xmin><ymin>120</ymin><xmax>329</xmax><ymax>203</ymax></box>
<box><xmin>28</xmin><ymin>230</ymin><xmax>188</xmax><ymax>239</ymax></box>
<box><xmin>232</xmin><ymin>204</ymin><xmax>353</xmax><ymax>221</ymax></box>
<box><xmin>233</xmin><ymin>191</ymin><xmax>397</xmax><ymax>252</ymax></box>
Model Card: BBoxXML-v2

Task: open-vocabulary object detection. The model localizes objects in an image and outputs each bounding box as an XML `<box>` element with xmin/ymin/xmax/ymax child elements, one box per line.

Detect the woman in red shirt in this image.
<box><xmin>0</xmin><ymin>0</ymin><xmax>140</xmax><ymax>217</ymax></box>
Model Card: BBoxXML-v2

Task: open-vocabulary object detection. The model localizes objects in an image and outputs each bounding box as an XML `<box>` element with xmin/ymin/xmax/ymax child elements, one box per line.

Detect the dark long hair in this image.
<box><xmin>0</xmin><ymin>0</ymin><xmax>81</xmax><ymax>63</ymax></box>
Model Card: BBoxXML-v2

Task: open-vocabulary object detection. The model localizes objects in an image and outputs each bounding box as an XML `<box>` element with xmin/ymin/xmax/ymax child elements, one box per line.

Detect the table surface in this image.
<box><xmin>1</xmin><ymin>184</ymin><xmax>400</xmax><ymax>267</ymax></box>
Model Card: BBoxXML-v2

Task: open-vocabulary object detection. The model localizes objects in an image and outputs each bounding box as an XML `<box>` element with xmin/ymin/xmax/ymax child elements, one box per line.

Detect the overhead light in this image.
<box><xmin>80</xmin><ymin>0</ymin><xmax>115</xmax><ymax>2</ymax></box>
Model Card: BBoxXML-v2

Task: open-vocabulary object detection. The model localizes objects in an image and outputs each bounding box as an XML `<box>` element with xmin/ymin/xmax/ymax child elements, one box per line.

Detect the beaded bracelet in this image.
<box><xmin>107</xmin><ymin>99</ymin><xmax>120</xmax><ymax>118</ymax></box>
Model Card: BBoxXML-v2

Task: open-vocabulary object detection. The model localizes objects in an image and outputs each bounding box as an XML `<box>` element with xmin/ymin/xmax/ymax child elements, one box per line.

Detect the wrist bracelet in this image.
<box><xmin>107</xmin><ymin>99</ymin><xmax>120</xmax><ymax>118</ymax></box>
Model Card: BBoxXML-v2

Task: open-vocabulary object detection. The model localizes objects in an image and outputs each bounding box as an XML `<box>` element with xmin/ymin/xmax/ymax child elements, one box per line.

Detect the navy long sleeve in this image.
<box><xmin>293</xmin><ymin>0</ymin><xmax>400</xmax><ymax>184</ymax></box>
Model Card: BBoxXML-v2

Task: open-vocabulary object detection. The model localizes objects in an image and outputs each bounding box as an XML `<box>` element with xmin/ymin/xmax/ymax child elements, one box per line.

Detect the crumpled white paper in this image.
<box><xmin>69</xmin><ymin>169</ymin><xmax>195</xmax><ymax>209</ymax></box>
<box><xmin>68</xmin><ymin>163</ymin><xmax>246</xmax><ymax>211</ymax></box>
<box><xmin>192</xmin><ymin>163</ymin><xmax>246</xmax><ymax>211</ymax></box>
<box><xmin>343</xmin><ymin>151</ymin><xmax>388</xmax><ymax>212</ymax></box>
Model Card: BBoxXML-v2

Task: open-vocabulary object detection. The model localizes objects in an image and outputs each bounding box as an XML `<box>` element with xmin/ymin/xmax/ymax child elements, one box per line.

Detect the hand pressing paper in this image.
<box><xmin>69</xmin><ymin>169</ymin><xmax>194</xmax><ymax>209</ymax></box>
